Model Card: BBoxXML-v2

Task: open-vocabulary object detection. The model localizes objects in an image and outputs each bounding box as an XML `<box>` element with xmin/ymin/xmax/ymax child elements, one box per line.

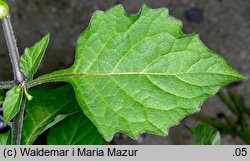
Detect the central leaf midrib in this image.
<box><xmin>39</xmin><ymin>71</ymin><xmax>239</xmax><ymax>77</ymax></box>
<box><xmin>27</xmin><ymin>70</ymin><xmax>241</xmax><ymax>89</ymax></box>
<box><xmin>34</xmin><ymin>71</ymin><xmax>239</xmax><ymax>82</ymax></box>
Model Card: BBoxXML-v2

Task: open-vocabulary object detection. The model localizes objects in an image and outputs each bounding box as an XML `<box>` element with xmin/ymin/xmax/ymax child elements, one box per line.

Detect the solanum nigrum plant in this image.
<box><xmin>0</xmin><ymin>1</ymin><xmax>245</xmax><ymax>145</ymax></box>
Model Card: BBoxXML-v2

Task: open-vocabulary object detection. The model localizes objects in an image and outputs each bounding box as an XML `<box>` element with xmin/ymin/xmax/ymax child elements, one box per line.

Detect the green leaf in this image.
<box><xmin>3</xmin><ymin>86</ymin><xmax>23</xmax><ymax>126</ymax></box>
<box><xmin>0</xmin><ymin>130</ymin><xmax>11</xmax><ymax>145</ymax></box>
<box><xmin>189</xmin><ymin>124</ymin><xmax>221</xmax><ymax>145</ymax></box>
<box><xmin>22</xmin><ymin>85</ymin><xmax>80</xmax><ymax>145</ymax></box>
<box><xmin>20</xmin><ymin>34</ymin><xmax>50</xmax><ymax>82</ymax></box>
<box><xmin>30</xmin><ymin>5</ymin><xmax>244</xmax><ymax>141</ymax></box>
<box><xmin>47</xmin><ymin>112</ymin><xmax>103</xmax><ymax>145</ymax></box>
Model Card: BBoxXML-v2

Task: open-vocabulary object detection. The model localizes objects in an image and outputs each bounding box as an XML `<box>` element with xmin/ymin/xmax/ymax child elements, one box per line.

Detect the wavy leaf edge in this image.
<box><xmin>27</xmin><ymin>4</ymin><xmax>245</xmax><ymax>141</ymax></box>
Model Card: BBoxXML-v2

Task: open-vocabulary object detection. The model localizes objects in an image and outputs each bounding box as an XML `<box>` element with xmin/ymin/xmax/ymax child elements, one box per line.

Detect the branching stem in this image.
<box><xmin>0</xmin><ymin>80</ymin><xmax>16</xmax><ymax>89</ymax></box>
<box><xmin>1</xmin><ymin>14</ymin><xmax>25</xmax><ymax>145</ymax></box>
<box><xmin>2</xmin><ymin>15</ymin><xmax>23</xmax><ymax>82</ymax></box>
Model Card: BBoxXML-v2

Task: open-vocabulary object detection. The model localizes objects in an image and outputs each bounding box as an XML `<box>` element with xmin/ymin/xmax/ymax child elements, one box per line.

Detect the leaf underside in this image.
<box><xmin>31</xmin><ymin>5</ymin><xmax>244</xmax><ymax>141</ymax></box>
<box><xmin>47</xmin><ymin>112</ymin><xmax>103</xmax><ymax>145</ymax></box>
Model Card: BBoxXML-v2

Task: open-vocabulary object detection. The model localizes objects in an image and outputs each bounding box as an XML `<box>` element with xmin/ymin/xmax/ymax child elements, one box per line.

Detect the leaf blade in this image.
<box><xmin>30</xmin><ymin>5</ymin><xmax>244</xmax><ymax>141</ymax></box>
<box><xmin>22</xmin><ymin>85</ymin><xmax>80</xmax><ymax>145</ymax></box>
<box><xmin>3</xmin><ymin>86</ymin><xmax>23</xmax><ymax>126</ymax></box>
<box><xmin>20</xmin><ymin>34</ymin><xmax>50</xmax><ymax>82</ymax></box>
<box><xmin>47</xmin><ymin>112</ymin><xmax>103</xmax><ymax>145</ymax></box>
<box><xmin>0</xmin><ymin>130</ymin><xmax>11</xmax><ymax>145</ymax></box>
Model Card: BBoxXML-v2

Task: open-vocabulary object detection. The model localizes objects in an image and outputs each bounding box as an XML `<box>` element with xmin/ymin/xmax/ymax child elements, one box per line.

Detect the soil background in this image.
<box><xmin>0</xmin><ymin>0</ymin><xmax>249</xmax><ymax>144</ymax></box>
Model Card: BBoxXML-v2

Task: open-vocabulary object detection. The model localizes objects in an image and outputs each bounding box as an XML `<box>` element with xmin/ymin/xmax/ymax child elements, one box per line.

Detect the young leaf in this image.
<box><xmin>20</xmin><ymin>34</ymin><xmax>50</xmax><ymax>82</ymax></box>
<box><xmin>22</xmin><ymin>85</ymin><xmax>81</xmax><ymax>145</ymax></box>
<box><xmin>47</xmin><ymin>112</ymin><xmax>103</xmax><ymax>145</ymax></box>
<box><xmin>29</xmin><ymin>5</ymin><xmax>245</xmax><ymax>141</ymax></box>
<box><xmin>189</xmin><ymin>124</ymin><xmax>221</xmax><ymax>145</ymax></box>
<box><xmin>3</xmin><ymin>86</ymin><xmax>23</xmax><ymax>126</ymax></box>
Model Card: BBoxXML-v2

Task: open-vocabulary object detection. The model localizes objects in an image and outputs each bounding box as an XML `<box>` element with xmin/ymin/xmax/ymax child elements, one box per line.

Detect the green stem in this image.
<box><xmin>217</xmin><ymin>91</ymin><xmax>238</xmax><ymax>115</ymax></box>
<box><xmin>228</xmin><ymin>90</ymin><xmax>245</xmax><ymax>115</ymax></box>
<box><xmin>196</xmin><ymin>114</ymin><xmax>235</xmax><ymax>134</ymax></box>
<box><xmin>11</xmin><ymin>97</ymin><xmax>26</xmax><ymax>144</ymax></box>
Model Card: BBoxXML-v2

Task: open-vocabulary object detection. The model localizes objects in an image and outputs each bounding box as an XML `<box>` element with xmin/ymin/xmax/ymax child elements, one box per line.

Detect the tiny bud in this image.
<box><xmin>15</xmin><ymin>85</ymin><xmax>22</xmax><ymax>93</ymax></box>
<box><xmin>0</xmin><ymin>1</ymin><xmax>9</xmax><ymax>20</ymax></box>
<box><xmin>23</xmin><ymin>87</ymin><xmax>33</xmax><ymax>101</ymax></box>
<box><xmin>26</xmin><ymin>93</ymin><xmax>33</xmax><ymax>101</ymax></box>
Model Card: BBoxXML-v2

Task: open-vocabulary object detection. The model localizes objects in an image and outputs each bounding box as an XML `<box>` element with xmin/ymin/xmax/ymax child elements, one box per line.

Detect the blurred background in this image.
<box><xmin>0</xmin><ymin>0</ymin><xmax>249</xmax><ymax>144</ymax></box>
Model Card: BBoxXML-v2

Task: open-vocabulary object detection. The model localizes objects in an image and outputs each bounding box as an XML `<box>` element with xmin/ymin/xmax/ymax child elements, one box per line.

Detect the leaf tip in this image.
<box><xmin>102</xmin><ymin>133</ymin><xmax>114</xmax><ymax>142</ymax></box>
<box><xmin>237</xmin><ymin>73</ymin><xmax>246</xmax><ymax>80</ymax></box>
<box><xmin>228</xmin><ymin>69</ymin><xmax>246</xmax><ymax>81</ymax></box>
<box><xmin>45</xmin><ymin>33</ymin><xmax>50</xmax><ymax>41</ymax></box>
<box><xmin>3</xmin><ymin>110</ymin><xmax>12</xmax><ymax>127</ymax></box>
<box><xmin>3</xmin><ymin>122</ymin><xmax>8</xmax><ymax>127</ymax></box>
<box><xmin>141</xmin><ymin>3</ymin><xmax>150</xmax><ymax>11</ymax></box>
<box><xmin>139</xmin><ymin>3</ymin><xmax>170</xmax><ymax>16</ymax></box>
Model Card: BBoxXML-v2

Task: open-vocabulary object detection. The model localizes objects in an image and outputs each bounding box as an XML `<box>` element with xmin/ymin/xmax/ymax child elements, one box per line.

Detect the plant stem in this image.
<box><xmin>195</xmin><ymin>114</ymin><xmax>235</xmax><ymax>134</ymax></box>
<box><xmin>2</xmin><ymin>15</ymin><xmax>23</xmax><ymax>82</ymax></box>
<box><xmin>0</xmin><ymin>80</ymin><xmax>16</xmax><ymax>89</ymax></box>
<box><xmin>1</xmin><ymin>14</ymin><xmax>25</xmax><ymax>145</ymax></box>
<box><xmin>11</xmin><ymin>97</ymin><xmax>25</xmax><ymax>144</ymax></box>
<box><xmin>217</xmin><ymin>91</ymin><xmax>238</xmax><ymax>115</ymax></box>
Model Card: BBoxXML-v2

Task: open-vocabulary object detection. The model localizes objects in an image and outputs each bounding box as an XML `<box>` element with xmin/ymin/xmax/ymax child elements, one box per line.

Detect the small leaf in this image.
<box><xmin>30</xmin><ymin>5</ymin><xmax>244</xmax><ymax>141</ymax></box>
<box><xmin>3</xmin><ymin>86</ymin><xmax>23</xmax><ymax>126</ymax></box>
<box><xmin>22</xmin><ymin>85</ymin><xmax>81</xmax><ymax>145</ymax></box>
<box><xmin>0</xmin><ymin>130</ymin><xmax>11</xmax><ymax>145</ymax></box>
<box><xmin>20</xmin><ymin>34</ymin><xmax>50</xmax><ymax>82</ymax></box>
<box><xmin>189</xmin><ymin>124</ymin><xmax>221</xmax><ymax>145</ymax></box>
<box><xmin>47</xmin><ymin>112</ymin><xmax>103</xmax><ymax>145</ymax></box>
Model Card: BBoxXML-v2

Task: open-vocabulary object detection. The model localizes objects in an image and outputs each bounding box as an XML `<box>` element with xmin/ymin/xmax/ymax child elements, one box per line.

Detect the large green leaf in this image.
<box><xmin>0</xmin><ymin>130</ymin><xmax>11</xmax><ymax>145</ymax></box>
<box><xmin>20</xmin><ymin>34</ymin><xmax>50</xmax><ymax>82</ymax></box>
<box><xmin>29</xmin><ymin>5</ymin><xmax>244</xmax><ymax>141</ymax></box>
<box><xmin>22</xmin><ymin>85</ymin><xmax>80</xmax><ymax>145</ymax></box>
<box><xmin>3</xmin><ymin>86</ymin><xmax>23</xmax><ymax>126</ymax></box>
<box><xmin>47</xmin><ymin>112</ymin><xmax>103</xmax><ymax>145</ymax></box>
<box><xmin>189</xmin><ymin>124</ymin><xmax>221</xmax><ymax>145</ymax></box>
